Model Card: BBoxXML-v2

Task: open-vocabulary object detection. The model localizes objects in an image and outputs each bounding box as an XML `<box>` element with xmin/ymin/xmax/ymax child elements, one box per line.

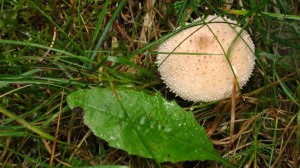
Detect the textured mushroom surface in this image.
<box><xmin>156</xmin><ymin>15</ymin><xmax>255</xmax><ymax>102</ymax></box>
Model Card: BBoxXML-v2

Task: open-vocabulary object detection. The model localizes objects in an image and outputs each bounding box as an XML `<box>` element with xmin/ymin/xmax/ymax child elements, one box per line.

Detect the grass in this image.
<box><xmin>0</xmin><ymin>0</ymin><xmax>299</xmax><ymax>167</ymax></box>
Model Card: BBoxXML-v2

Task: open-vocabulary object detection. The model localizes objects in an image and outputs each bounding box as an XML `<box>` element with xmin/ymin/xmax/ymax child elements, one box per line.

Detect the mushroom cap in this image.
<box><xmin>156</xmin><ymin>15</ymin><xmax>255</xmax><ymax>102</ymax></box>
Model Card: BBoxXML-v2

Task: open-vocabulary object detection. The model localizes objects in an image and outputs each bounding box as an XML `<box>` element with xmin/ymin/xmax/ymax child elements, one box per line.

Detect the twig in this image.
<box><xmin>50</xmin><ymin>91</ymin><xmax>64</xmax><ymax>166</ymax></box>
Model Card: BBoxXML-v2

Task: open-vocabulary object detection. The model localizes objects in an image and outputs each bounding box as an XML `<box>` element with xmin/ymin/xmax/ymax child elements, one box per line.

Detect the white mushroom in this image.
<box><xmin>156</xmin><ymin>15</ymin><xmax>255</xmax><ymax>102</ymax></box>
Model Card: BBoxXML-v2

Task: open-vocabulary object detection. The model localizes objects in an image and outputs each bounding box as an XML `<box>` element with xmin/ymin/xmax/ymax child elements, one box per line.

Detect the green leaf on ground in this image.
<box><xmin>67</xmin><ymin>88</ymin><xmax>225</xmax><ymax>164</ymax></box>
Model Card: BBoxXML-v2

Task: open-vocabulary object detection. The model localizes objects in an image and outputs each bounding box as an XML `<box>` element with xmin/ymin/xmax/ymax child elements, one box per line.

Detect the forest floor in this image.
<box><xmin>0</xmin><ymin>0</ymin><xmax>299</xmax><ymax>167</ymax></box>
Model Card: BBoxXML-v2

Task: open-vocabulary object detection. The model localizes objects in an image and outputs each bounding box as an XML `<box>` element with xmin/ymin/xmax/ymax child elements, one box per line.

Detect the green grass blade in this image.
<box><xmin>91</xmin><ymin>0</ymin><xmax>109</xmax><ymax>48</ymax></box>
<box><xmin>0</xmin><ymin>106</ymin><xmax>54</xmax><ymax>141</ymax></box>
<box><xmin>274</xmin><ymin>70</ymin><xmax>299</xmax><ymax>106</ymax></box>
<box><xmin>0</xmin><ymin>39</ymin><xmax>94</xmax><ymax>63</ymax></box>
<box><xmin>0</xmin><ymin>143</ymin><xmax>55</xmax><ymax>168</ymax></box>
<box><xmin>28</xmin><ymin>0</ymin><xmax>84</xmax><ymax>54</ymax></box>
<box><xmin>89</xmin><ymin>0</ymin><xmax>126</xmax><ymax>68</ymax></box>
<box><xmin>77</xmin><ymin>0</ymin><xmax>87</xmax><ymax>51</ymax></box>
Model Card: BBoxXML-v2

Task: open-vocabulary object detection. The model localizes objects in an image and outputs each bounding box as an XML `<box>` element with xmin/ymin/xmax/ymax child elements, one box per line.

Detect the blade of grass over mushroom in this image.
<box><xmin>89</xmin><ymin>0</ymin><xmax>126</xmax><ymax>68</ymax></box>
<box><xmin>201</xmin><ymin>17</ymin><xmax>239</xmax><ymax>88</ymax></box>
<box><xmin>126</xmin><ymin>20</ymin><xmax>208</xmax><ymax>60</ymax></box>
<box><xmin>156</xmin><ymin>15</ymin><xmax>255</xmax><ymax>102</ymax></box>
<box><xmin>225</xmin><ymin>22</ymin><xmax>255</xmax><ymax>91</ymax></box>
<box><xmin>156</xmin><ymin>21</ymin><xmax>213</xmax><ymax>68</ymax></box>
<box><xmin>156</xmin><ymin>15</ymin><xmax>237</xmax><ymax>68</ymax></box>
<box><xmin>204</xmin><ymin>8</ymin><xmax>256</xmax><ymax>61</ymax></box>
<box><xmin>67</xmin><ymin>88</ymin><xmax>233</xmax><ymax>167</ymax></box>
